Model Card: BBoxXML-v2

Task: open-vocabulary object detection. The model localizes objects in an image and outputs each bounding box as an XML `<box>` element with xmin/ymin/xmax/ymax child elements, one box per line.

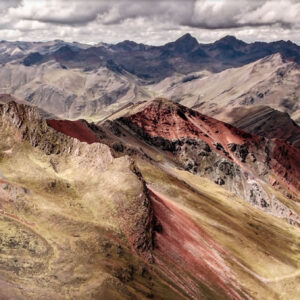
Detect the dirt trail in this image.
<box><xmin>0</xmin><ymin>168</ymin><xmax>7</xmax><ymax>179</ymax></box>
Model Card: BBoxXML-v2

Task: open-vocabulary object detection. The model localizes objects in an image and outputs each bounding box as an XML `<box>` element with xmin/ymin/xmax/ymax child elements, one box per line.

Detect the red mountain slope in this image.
<box><xmin>47</xmin><ymin>119</ymin><xmax>98</xmax><ymax>144</ymax></box>
<box><xmin>120</xmin><ymin>99</ymin><xmax>300</xmax><ymax>198</ymax></box>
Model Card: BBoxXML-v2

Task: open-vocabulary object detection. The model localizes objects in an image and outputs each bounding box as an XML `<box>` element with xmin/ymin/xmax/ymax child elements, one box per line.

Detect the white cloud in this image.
<box><xmin>0</xmin><ymin>0</ymin><xmax>299</xmax><ymax>44</ymax></box>
<box><xmin>239</xmin><ymin>0</ymin><xmax>300</xmax><ymax>27</ymax></box>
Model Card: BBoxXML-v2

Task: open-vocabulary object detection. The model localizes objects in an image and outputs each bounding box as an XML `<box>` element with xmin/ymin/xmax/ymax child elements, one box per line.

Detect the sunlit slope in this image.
<box><xmin>136</xmin><ymin>158</ymin><xmax>300</xmax><ymax>300</ymax></box>
<box><xmin>1</xmin><ymin>52</ymin><xmax>299</xmax><ymax>127</ymax></box>
<box><xmin>97</xmin><ymin>98</ymin><xmax>300</xmax><ymax>298</ymax></box>
<box><xmin>0</xmin><ymin>62</ymin><xmax>152</xmax><ymax>121</ymax></box>
<box><xmin>151</xmin><ymin>54</ymin><xmax>300</xmax><ymax>124</ymax></box>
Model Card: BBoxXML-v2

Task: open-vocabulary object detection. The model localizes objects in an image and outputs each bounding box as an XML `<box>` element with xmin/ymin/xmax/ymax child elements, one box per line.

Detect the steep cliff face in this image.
<box><xmin>115</xmin><ymin>99</ymin><xmax>300</xmax><ymax>225</ymax></box>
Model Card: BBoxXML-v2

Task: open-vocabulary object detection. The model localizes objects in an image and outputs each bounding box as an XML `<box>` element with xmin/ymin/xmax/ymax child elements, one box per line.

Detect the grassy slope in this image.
<box><xmin>1</xmin><ymin>104</ymin><xmax>299</xmax><ymax>299</ymax></box>
<box><xmin>0</xmin><ymin>123</ymin><xmax>184</xmax><ymax>299</ymax></box>
<box><xmin>136</xmin><ymin>158</ymin><xmax>300</xmax><ymax>300</ymax></box>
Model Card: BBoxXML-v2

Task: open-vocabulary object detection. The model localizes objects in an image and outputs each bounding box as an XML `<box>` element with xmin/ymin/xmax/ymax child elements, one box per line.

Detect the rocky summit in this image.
<box><xmin>1</xmin><ymin>97</ymin><xmax>299</xmax><ymax>299</ymax></box>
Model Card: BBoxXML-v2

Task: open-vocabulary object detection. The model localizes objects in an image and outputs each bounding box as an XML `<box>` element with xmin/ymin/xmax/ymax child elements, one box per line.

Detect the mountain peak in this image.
<box><xmin>116</xmin><ymin>40</ymin><xmax>138</xmax><ymax>47</ymax></box>
<box><xmin>175</xmin><ymin>33</ymin><xmax>198</xmax><ymax>44</ymax></box>
<box><xmin>166</xmin><ymin>33</ymin><xmax>199</xmax><ymax>52</ymax></box>
<box><xmin>215</xmin><ymin>35</ymin><xmax>246</xmax><ymax>46</ymax></box>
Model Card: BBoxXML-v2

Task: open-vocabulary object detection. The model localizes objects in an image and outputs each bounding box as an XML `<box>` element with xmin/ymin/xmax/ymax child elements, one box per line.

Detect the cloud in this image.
<box><xmin>0</xmin><ymin>0</ymin><xmax>21</xmax><ymax>12</ymax></box>
<box><xmin>187</xmin><ymin>0</ymin><xmax>300</xmax><ymax>29</ymax></box>
<box><xmin>5</xmin><ymin>0</ymin><xmax>194</xmax><ymax>27</ymax></box>
<box><xmin>9</xmin><ymin>0</ymin><xmax>111</xmax><ymax>25</ymax></box>
<box><xmin>0</xmin><ymin>0</ymin><xmax>299</xmax><ymax>44</ymax></box>
<box><xmin>98</xmin><ymin>0</ymin><xmax>195</xmax><ymax>25</ymax></box>
<box><xmin>238</xmin><ymin>0</ymin><xmax>300</xmax><ymax>27</ymax></box>
<box><xmin>13</xmin><ymin>0</ymin><xmax>298</xmax><ymax>30</ymax></box>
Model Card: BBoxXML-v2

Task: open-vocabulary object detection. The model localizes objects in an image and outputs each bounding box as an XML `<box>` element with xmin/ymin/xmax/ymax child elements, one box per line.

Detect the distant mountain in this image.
<box><xmin>111</xmin><ymin>40</ymin><xmax>149</xmax><ymax>52</ymax></box>
<box><xmin>3</xmin><ymin>34</ymin><xmax>297</xmax><ymax>81</ymax></box>
<box><xmin>0</xmin><ymin>40</ymin><xmax>90</xmax><ymax>64</ymax></box>
<box><xmin>1</xmin><ymin>34</ymin><xmax>300</xmax><ymax>300</ymax></box>
<box><xmin>152</xmin><ymin>53</ymin><xmax>300</xmax><ymax>125</ymax></box>
<box><xmin>0</xmin><ymin>35</ymin><xmax>299</xmax><ymax>123</ymax></box>
<box><xmin>163</xmin><ymin>33</ymin><xmax>199</xmax><ymax>53</ymax></box>
<box><xmin>231</xmin><ymin>106</ymin><xmax>300</xmax><ymax>148</ymax></box>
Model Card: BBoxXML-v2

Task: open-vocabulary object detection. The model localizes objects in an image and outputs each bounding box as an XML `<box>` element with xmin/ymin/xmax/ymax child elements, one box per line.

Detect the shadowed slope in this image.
<box><xmin>230</xmin><ymin>106</ymin><xmax>300</xmax><ymax>148</ymax></box>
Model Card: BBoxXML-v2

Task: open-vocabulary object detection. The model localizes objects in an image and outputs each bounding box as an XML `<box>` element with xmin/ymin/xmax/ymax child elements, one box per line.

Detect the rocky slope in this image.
<box><xmin>151</xmin><ymin>53</ymin><xmax>300</xmax><ymax>125</ymax></box>
<box><xmin>230</xmin><ymin>106</ymin><xmax>300</xmax><ymax>148</ymax></box>
<box><xmin>0</xmin><ymin>62</ymin><xmax>152</xmax><ymax>121</ymax></box>
<box><xmin>96</xmin><ymin>99</ymin><xmax>300</xmax><ymax>226</ymax></box>
<box><xmin>1</xmin><ymin>98</ymin><xmax>300</xmax><ymax>299</ymax></box>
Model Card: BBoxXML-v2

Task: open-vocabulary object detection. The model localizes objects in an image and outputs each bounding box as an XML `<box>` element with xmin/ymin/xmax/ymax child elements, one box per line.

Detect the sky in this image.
<box><xmin>0</xmin><ymin>0</ymin><xmax>300</xmax><ymax>45</ymax></box>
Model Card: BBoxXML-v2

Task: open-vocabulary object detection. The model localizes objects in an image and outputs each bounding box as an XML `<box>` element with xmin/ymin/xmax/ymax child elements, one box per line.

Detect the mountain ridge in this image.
<box><xmin>2</xmin><ymin>34</ymin><xmax>297</xmax><ymax>81</ymax></box>
<box><xmin>0</xmin><ymin>97</ymin><xmax>300</xmax><ymax>299</ymax></box>
<box><xmin>0</xmin><ymin>35</ymin><xmax>300</xmax><ymax>124</ymax></box>
<box><xmin>43</xmin><ymin>97</ymin><xmax>300</xmax><ymax>224</ymax></box>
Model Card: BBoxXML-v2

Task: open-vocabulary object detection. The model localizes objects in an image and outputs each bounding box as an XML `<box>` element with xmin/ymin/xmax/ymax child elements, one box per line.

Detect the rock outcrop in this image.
<box><xmin>0</xmin><ymin>101</ymin><xmax>113</xmax><ymax>167</ymax></box>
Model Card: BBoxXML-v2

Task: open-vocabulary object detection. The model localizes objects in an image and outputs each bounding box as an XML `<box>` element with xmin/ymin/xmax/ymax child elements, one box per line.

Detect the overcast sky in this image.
<box><xmin>1</xmin><ymin>0</ymin><xmax>300</xmax><ymax>45</ymax></box>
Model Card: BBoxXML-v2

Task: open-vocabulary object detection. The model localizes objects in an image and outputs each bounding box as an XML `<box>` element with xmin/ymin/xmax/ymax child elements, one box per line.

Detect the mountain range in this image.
<box><xmin>0</xmin><ymin>34</ymin><xmax>300</xmax><ymax>299</ymax></box>
<box><xmin>0</xmin><ymin>34</ymin><xmax>300</xmax><ymax>124</ymax></box>
<box><xmin>1</xmin><ymin>98</ymin><xmax>300</xmax><ymax>299</ymax></box>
